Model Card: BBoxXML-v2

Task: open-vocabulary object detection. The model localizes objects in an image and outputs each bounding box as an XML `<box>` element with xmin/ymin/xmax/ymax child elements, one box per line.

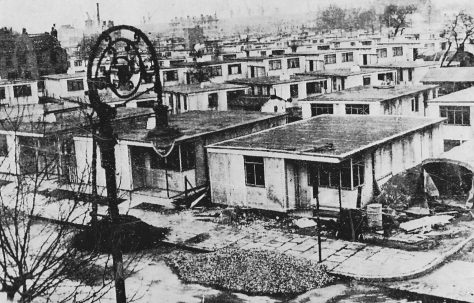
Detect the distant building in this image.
<box><xmin>0</xmin><ymin>79</ymin><xmax>39</xmax><ymax>105</ymax></box>
<box><xmin>170</xmin><ymin>14</ymin><xmax>220</xmax><ymax>39</ymax></box>
<box><xmin>0</xmin><ymin>27</ymin><xmax>38</xmax><ymax>80</ymax></box>
<box><xmin>301</xmin><ymin>85</ymin><xmax>438</xmax><ymax>119</ymax></box>
<box><xmin>42</xmin><ymin>73</ymin><xmax>86</xmax><ymax>101</ymax></box>
<box><xmin>183</xmin><ymin>26</ymin><xmax>205</xmax><ymax>49</ymax></box>
<box><xmin>30</xmin><ymin>33</ymin><xmax>68</xmax><ymax>77</ymax></box>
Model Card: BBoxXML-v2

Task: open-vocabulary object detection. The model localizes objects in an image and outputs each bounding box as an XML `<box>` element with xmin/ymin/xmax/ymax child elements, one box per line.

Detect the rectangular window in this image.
<box><xmin>342</xmin><ymin>52</ymin><xmax>354</xmax><ymax>63</ymax></box>
<box><xmin>0</xmin><ymin>87</ymin><xmax>5</xmax><ymax>100</ymax></box>
<box><xmin>290</xmin><ymin>84</ymin><xmax>299</xmax><ymax>98</ymax></box>
<box><xmin>310</xmin><ymin>104</ymin><xmax>334</xmax><ymax>116</ymax></box>
<box><xmin>269</xmin><ymin>60</ymin><xmax>282</xmax><ymax>70</ymax></box>
<box><xmin>411</xmin><ymin>97</ymin><xmax>419</xmax><ymax>112</ymax></box>
<box><xmin>223</xmin><ymin>54</ymin><xmax>237</xmax><ymax>60</ymax></box>
<box><xmin>440</xmin><ymin>106</ymin><xmax>470</xmax><ymax>126</ymax></box>
<box><xmin>362</xmin><ymin>41</ymin><xmax>372</xmax><ymax>45</ymax></box>
<box><xmin>363</xmin><ymin>77</ymin><xmax>371</xmax><ymax>86</ymax></box>
<box><xmin>306</xmin><ymin>81</ymin><xmax>323</xmax><ymax>95</ymax></box>
<box><xmin>74</xmin><ymin>60</ymin><xmax>82</xmax><ymax>67</ymax></box>
<box><xmin>287</xmin><ymin>58</ymin><xmax>300</xmax><ymax>68</ymax></box>
<box><xmin>245</xmin><ymin>156</ymin><xmax>265</xmax><ymax>187</ymax></box>
<box><xmin>13</xmin><ymin>85</ymin><xmax>32</xmax><ymax>98</ymax></box>
<box><xmin>260</xmin><ymin>51</ymin><xmax>267</xmax><ymax>56</ymax></box>
<box><xmin>183</xmin><ymin>95</ymin><xmax>188</xmax><ymax>110</ymax></box>
<box><xmin>376</xmin><ymin>48</ymin><xmax>387</xmax><ymax>58</ymax></box>
<box><xmin>393</xmin><ymin>47</ymin><xmax>403</xmax><ymax>56</ymax></box>
<box><xmin>324</xmin><ymin>54</ymin><xmax>336</xmax><ymax>64</ymax></box>
<box><xmin>206</xmin><ymin>65</ymin><xmax>222</xmax><ymax>77</ymax></box>
<box><xmin>0</xmin><ymin>134</ymin><xmax>8</xmax><ymax>157</ymax></box>
<box><xmin>408</xmin><ymin>69</ymin><xmax>413</xmax><ymax>81</ymax></box>
<box><xmin>345</xmin><ymin>104</ymin><xmax>369</xmax><ymax>115</ymax></box>
<box><xmin>317</xmin><ymin>45</ymin><xmax>330</xmax><ymax>50</ymax></box>
<box><xmin>164</xmin><ymin>70</ymin><xmax>178</xmax><ymax>82</ymax></box>
<box><xmin>308</xmin><ymin>159</ymin><xmax>364</xmax><ymax>189</ymax></box>
<box><xmin>228</xmin><ymin>64</ymin><xmax>242</xmax><ymax>75</ymax></box>
<box><xmin>67</xmin><ymin>79</ymin><xmax>84</xmax><ymax>91</ymax></box>
<box><xmin>208</xmin><ymin>93</ymin><xmax>218</xmax><ymax>108</ymax></box>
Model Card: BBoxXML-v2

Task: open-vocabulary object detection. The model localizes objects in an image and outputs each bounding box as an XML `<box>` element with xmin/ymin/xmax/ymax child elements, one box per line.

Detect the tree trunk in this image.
<box><xmin>440</xmin><ymin>41</ymin><xmax>453</xmax><ymax>67</ymax></box>
<box><xmin>90</xmin><ymin>126</ymin><xmax>98</xmax><ymax>232</ymax></box>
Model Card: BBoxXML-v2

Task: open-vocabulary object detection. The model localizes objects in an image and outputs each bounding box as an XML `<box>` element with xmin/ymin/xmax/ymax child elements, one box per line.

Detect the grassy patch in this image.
<box><xmin>165</xmin><ymin>248</ymin><xmax>334</xmax><ymax>296</ymax></box>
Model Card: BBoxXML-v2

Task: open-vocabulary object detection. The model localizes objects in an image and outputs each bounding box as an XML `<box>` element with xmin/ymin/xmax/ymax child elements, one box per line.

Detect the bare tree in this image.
<box><xmin>0</xmin><ymin>105</ymin><xmax>112</xmax><ymax>302</ymax></box>
<box><xmin>382</xmin><ymin>4</ymin><xmax>417</xmax><ymax>37</ymax></box>
<box><xmin>440</xmin><ymin>11</ymin><xmax>474</xmax><ymax>67</ymax></box>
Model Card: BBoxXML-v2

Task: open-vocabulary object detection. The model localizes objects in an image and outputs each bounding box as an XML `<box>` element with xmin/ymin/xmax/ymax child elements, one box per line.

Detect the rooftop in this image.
<box><xmin>116</xmin><ymin>111</ymin><xmax>286</xmax><ymax>145</ymax></box>
<box><xmin>0</xmin><ymin>79</ymin><xmax>36</xmax><ymax>85</ymax></box>
<box><xmin>227</xmin><ymin>75</ymin><xmax>327</xmax><ymax>86</ymax></box>
<box><xmin>421</xmin><ymin>67</ymin><xmax>474</xmax><ymax>83</ymax></box>
<box><xmin>429</xmin><ymin>86</ymin><xmax>474</xmax><ymax>103</ymax></box>
<box><xmin>363</xmin><ymin>61</ymin><xmax>438</xmax><ymax>69</ymax></box>
<box><xmin>300</xmin><ymin>68</ymin><xmax>395</xmax><ymax>78</ymax></box>
<box><xmin>211</xmin><ymin>115</ymin><xmax>444</xmax><ymax>160</ymax></box>
<box><xmin>301</xmin><ymin>85</ymin><xmax>438</xmax><ymax>103</ymax></box>
<box><xmin>163</xmin><ymin>83</ymin><xmax>248</xmax><ymax>94</ymax></box>
<box><xmin>42</xmin><ymin>72</ymin><xmax>86</xmax><ymax>80</ymax></box>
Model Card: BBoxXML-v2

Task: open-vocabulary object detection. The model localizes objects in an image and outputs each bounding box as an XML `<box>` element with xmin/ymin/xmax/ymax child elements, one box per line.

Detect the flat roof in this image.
<box><xmin>116</xmin><ymin>111</ymin><xmax>286</xmax><ymax>145</ymax></box>
<box><xmin>429</xmin><ymin>86</ymin><xmax>474</xmax><ymax>103</ymax></box>
<box><xmin>163</xmin><ymin>83</ymin><xmax>248</xmax><ymax>94</ymax></box>
<box><xmin>301</xmin><ymin>85</ymin><xmax>438</xmax><ymax>103</ymax></box>
<box><xmin>0</xmin><ymin>79</ymin><xmax>36</xmax><ymax>85</ymax></box>
<box><xmin>42</xmin><ymin>72</ymin><xmax>86</xmax><ymax>80</ymax></box>
<box><xmin>300</xmin><ymin>68</ymin><xmax>395</xmax><ymax>78</ymax></box>
<box><xmin>210</xmin><ymin>115</ymin><xmax>444</xmax><ymax>160</ymax></box>
<box><xmin>421</xmin><ymin>67</ymin><xmax>474</xmax><ymax>83</ymax></box>
<box><xmin>227</xmin><ymin>75</ymin><xmax>327</xmax><ymax>86</ymax></box>
<box><xmin>363</xmin><ymin>61</ymin><xmax>438</xmax><ymax>69</ymax></box>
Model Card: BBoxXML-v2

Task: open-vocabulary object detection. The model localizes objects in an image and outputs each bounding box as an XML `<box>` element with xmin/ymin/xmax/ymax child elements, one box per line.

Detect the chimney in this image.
<box><xmin>96</xmin><ymin>3</ymin><xmax>100</xmax><ymax>26</ymax></box>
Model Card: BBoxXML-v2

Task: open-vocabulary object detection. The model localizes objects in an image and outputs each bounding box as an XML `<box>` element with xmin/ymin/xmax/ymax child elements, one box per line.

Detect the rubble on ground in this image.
<box><xmin>165</xmin><ymin>248</ymin><xmax>334</xmax><ymax>295</ymax></box>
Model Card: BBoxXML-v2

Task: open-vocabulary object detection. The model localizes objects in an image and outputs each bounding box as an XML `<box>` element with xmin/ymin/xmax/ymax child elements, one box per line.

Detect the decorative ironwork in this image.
<box><xmin>87</xmin><ymin>25</ymin><xmax>162</xmax><ymax>104</ymax></box>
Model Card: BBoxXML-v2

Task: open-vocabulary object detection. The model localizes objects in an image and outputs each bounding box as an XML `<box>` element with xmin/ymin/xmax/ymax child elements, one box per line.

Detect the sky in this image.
<box><xmin>0</xmin><ymin>0</ymin><xmax>473</xmax><ymax>33</ymax></box>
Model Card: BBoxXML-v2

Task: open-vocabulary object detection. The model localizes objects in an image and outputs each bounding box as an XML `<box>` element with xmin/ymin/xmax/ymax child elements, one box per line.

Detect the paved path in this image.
<box><xmin>129</xmin><ymin>207</ymin><xmax>474</xmax><ymax>282</ymax></box>
<box><xmin>6</xmin><ymin>178</ymin><xmax>473</xmax><ymax>283</ymax></box>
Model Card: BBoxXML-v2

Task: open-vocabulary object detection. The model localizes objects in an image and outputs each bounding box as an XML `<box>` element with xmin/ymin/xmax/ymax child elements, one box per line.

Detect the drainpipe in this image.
<box><xmin>371</xmin><ymin>152</ymin><xmax>381</xmax><ymax>196</ymax></box>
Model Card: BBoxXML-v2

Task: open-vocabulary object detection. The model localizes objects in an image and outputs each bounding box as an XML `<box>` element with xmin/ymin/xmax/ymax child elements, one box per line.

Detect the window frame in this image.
<box><xmin>376</xmin><ymin>48</ymin><xmax>387</xmax><ymax>58</ymax></box>
<box><xmin>440</xmin><ymin>106</ymin><xmax>470</xmax><ymax>126</ymax></box>
<box><xmin>0</xmin><ymin>87</ymin><xmax>5</xmax><ymax>100</ymax></box>
<box><xmin>269</xmin><ymin>59</ymin><xmax>282</xmax><ymax>70</ymax></box>
<box><xmin>287</xmin><ymin>58</ymin><xmax>300</xmax><ymax>69</ymax></box>
<box><xmin>310</xmin><ymin>103</ymin><xmax>334</xmax><ymax>116</ymax></box>
<box><xmin>342</xmin><ymin>52</ymin><xmax>354</xmax><ymax>63</ymax></box>
<box><xmin>13</xmin><ymin>85</ymin><xmax>32</xmax><ymax>98</ymax></box>
<box><xmin>163</xmin><ymin>70</ymin><xmax>178</xmax><ymax>82</ymax></box>
<box><xmin>66</xmin><ymin>79</ymin><xmax>84</xmax><ymax>92</ymax></box>
<box><xmin>324</xmin><ymin>54</ymin><xmax>337</xmax><ymax>64</ymax></box>
<box><xmin>393</xmin><ymin>47</ymin><xmax>403</xmax><ymax>57</ymax></box>
<box><xmin>228</xmin><ymin>64</ymin><xmax>242</xmax><ymax>75</ymax></box>
<box><xmin>244</xmin><ymin>156</ymin><xmax>265</xmax><ymax>187</ymax></box>
<box><xmin>0</xmin><ymin>134</ymin><xmax>8</xmax><ymax>157</ymax></box>
<box><xmin>345</xmin><ymin>104</ymin><xmax>370</xmax><ymax>115</ymax></box>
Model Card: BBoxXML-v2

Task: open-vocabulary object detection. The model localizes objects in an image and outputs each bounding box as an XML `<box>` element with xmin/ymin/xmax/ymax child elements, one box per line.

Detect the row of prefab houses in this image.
<box><xmin>1</xmin><ymin>67</ymin><xmax>474</xmax><ymax>212</ymax></box>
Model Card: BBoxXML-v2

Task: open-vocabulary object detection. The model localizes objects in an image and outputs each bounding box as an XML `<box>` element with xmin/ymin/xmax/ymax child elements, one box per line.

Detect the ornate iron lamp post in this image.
<box><xmin>86</xmin><ymin>25</ymin><xmax>165</xmax><ymax>303</ymax></box>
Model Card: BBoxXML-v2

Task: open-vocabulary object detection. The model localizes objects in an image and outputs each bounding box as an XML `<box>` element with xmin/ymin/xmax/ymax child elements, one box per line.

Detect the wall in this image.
<box><xmin>0</xmin><ymin>82</ymin><xmax>39</xmax><ymax>105</ymax></box>
<box><xmin>207</xmin><ymin>124</ymin><xmax>442</xmax><ymax>212</ymax></box>
<box><xmin>0</xmin><ymin>134</ymin><xmax>19</xmax><ymax>174</ymax></box>
<box><xmin>426</xmin><ymin>102</ymin><xmax>474</xmax><ymax>142</ymax></box>
<box><xmin>44</xmin><ymin>77</ymin><xmax>86</xmax><ymax>101</ymax></box>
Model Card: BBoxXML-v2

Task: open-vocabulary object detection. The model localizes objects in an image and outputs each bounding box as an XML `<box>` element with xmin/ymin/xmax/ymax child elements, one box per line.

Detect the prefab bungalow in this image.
<box><xmin>362</xmin><ymin>60</ymin><xmax>438</xmax><ymax>85</ymax></box>
<box><xmin>426</xmin><ymin>86</ymin><xmax>474</xmax><ymax>151</ymax></box>
<box><xmin>298</xmin><ymin>66</ymin><xmax>397</xmax><ymax>92</ymax></box>
<box><xmin>42</xmin><ymin>72</ymin><xmax>87</xmax><ymax>101</ymax></box>
<box><xmin>421</xmin><ymin>67</ymin><xmax>474</xmax><ymax>96</ymax></box>
<box><xmin>74</xmin><ymin>111</ymin><xmax>288</xmax><ymax>195</ymax></box>
<box><xmin>227</xmin><ymin>74</ymin><xmax>331</xmax><ymax>102</ymax></box>
<box><xmin>0</xmin><ymin>79</ymin><xmax>39</xmax><ymax>106</ymax></box>
<box><xmin>207</xmin><ymin>115</ymin><xmax>444</xmax><ymax>212</ymax></box>
<box><xmin>163</xmin><ymin>82</ymin><xmax>249</xmax><ymax>113</ymax></box>
<box><xmin>301</xmin><ymin>85</ymin><xmax>438</xmax><ymax>119</ymax></box>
